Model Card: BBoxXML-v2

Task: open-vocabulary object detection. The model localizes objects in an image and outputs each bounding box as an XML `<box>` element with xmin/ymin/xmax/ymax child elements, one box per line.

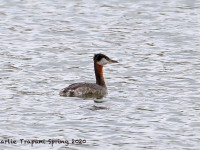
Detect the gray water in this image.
<box><xmin>1</xmin><ymin>0</ymin><xmax>200</xmax><ymax>149</ymax></box>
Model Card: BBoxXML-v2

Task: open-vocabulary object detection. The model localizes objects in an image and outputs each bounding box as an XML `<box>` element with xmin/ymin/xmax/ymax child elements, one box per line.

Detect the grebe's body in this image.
<box><xmin>60</xmin><ymin>83</ymin><xmax>107</xmax><ymax>98</ymax></box>
<box><xmin>59</xmin><ymin>54</ymin><xmax>118</xmax><ymax>98</ymax></box>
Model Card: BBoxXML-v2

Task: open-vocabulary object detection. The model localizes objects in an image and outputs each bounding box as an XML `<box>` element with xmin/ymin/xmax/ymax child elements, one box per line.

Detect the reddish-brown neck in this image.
<box><xmin>94</xmin><ymin>63</ymin><xmax>106</xmax><ymax>87</ymax></box>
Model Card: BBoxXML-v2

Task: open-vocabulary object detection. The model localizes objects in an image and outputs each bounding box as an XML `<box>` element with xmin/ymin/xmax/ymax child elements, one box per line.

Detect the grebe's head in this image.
<box><xmin>93</xmin><ymin>53</ymin><xmax>118</xmax><ymax>66</ymax></box>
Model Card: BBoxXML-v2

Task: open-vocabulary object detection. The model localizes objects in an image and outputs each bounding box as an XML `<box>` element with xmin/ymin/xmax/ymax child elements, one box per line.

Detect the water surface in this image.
<box><xmin>0</xmin><ymin>0</ymin><xmax>200</xmax><ymax>149</ymax></box>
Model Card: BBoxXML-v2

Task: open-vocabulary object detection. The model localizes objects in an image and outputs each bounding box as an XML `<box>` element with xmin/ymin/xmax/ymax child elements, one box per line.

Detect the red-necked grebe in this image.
<box><xmin>59</xmin><ymin>53</ymin><xmax>118</xmax><ymax>98</ymax></box>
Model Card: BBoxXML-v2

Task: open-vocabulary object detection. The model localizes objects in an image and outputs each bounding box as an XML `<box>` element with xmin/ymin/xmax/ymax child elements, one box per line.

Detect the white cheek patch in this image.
<box><xmin>97</xmin><ymin>58</ymin><xmax>109</xmax><ymax>66</ymax></box>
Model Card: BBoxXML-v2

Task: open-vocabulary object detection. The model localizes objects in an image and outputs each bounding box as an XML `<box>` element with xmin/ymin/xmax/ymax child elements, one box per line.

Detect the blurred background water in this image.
<box><xmin>0</xmin><ymin>0</ymin><xmax>200</xmax><ymax>149</ymax></box>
